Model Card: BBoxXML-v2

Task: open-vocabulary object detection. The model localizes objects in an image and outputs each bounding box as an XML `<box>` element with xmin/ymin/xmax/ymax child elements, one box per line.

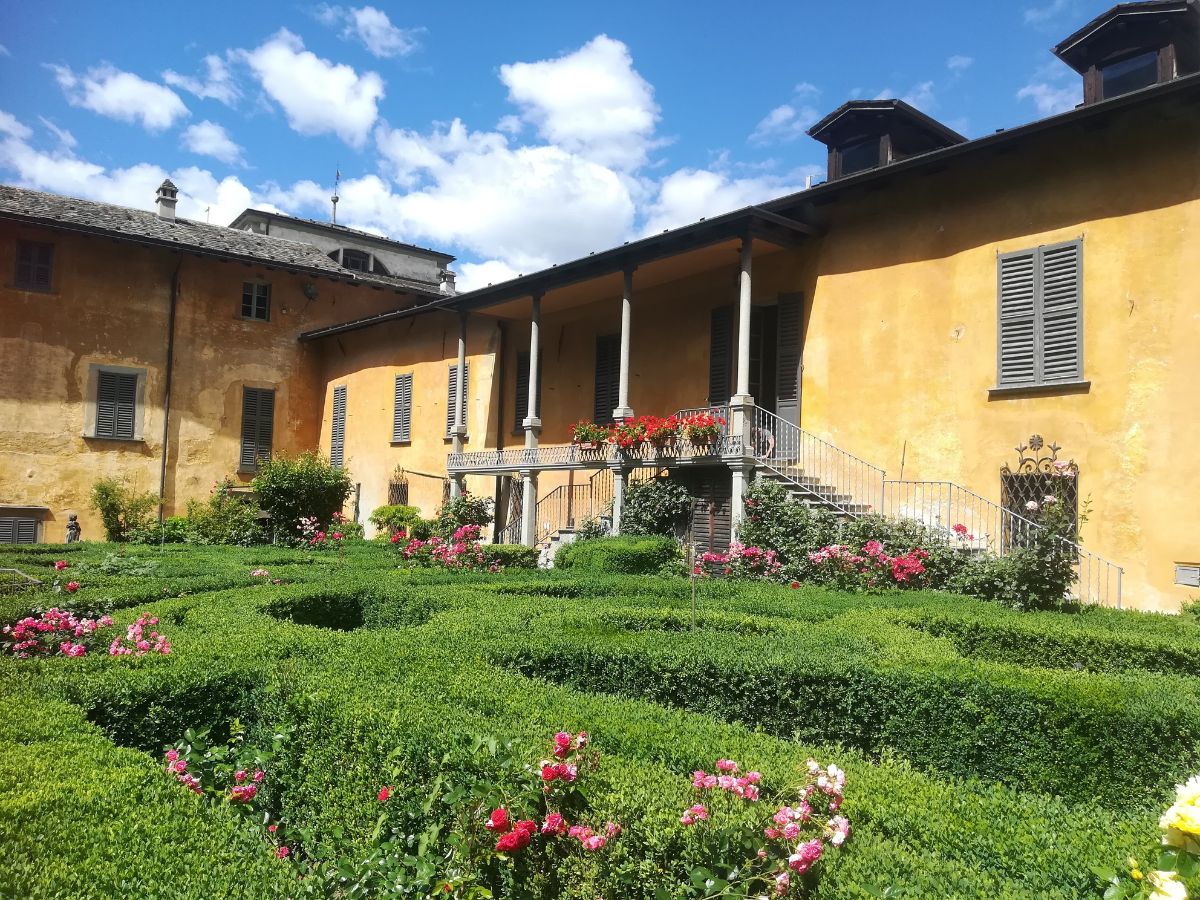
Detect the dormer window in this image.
<box><xmin>342</xmin><ymin>248</ymin><xmax>371</xmax><ymax>272</ymax></box>
<box><xmin>807</xmin><ymin>100</ymin><xmax>965</xmax><ymax>181</ymax></box>
<box><xmin>1053</xmin><ymin>0</ymin><xmax>1200</xmax><ymax>106</ymax></box>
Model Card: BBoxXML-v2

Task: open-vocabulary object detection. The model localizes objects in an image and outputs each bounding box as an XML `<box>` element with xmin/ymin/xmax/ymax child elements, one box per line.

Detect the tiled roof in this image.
<box><xmin>0</xmin><ymin>184</ymin><xmax>446</xmax><ymax>298</ymax></box>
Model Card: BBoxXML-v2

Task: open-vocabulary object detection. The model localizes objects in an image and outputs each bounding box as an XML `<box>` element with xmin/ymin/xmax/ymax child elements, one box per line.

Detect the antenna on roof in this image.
<box><xmin>205</xmin><ymin>206</ymin><xmax>211</xmax><ymax>224</ymax></box>
<box><xmin>331</xmin><ymin>166</ymin><xmax>340</xmax><ymax>225</ymax></box>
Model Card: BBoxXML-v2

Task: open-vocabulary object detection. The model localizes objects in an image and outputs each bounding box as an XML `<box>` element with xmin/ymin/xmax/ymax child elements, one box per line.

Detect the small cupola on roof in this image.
<box><xmin>155</xmin><ymin>179</ymin><xmax>178</xmax><ymax>222</ymax></box>
<box><xmin>807</xmin><ymin>100</ymin><xmax>967</xmax><ymax>181</ymax></box>
<box><xmin>1054</xmin><ymin>0</ymin><xmax>1200</xmax><ymax>105</ymax></box>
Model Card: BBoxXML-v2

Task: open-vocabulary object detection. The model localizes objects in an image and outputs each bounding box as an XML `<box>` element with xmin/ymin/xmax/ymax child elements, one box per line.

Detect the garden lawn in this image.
<box><xmin>2</xmin><ymin>541</ymin><xmax>1198</xmax><ymax>898</ymax></box>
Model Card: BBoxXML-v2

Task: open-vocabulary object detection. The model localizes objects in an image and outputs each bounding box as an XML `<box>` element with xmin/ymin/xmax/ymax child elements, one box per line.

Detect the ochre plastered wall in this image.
<box><xmin>0</xmin><ymin>223</ymin><xmax>421</xmax><ymax>539</ymax></box>
<box><xmin>792</xmin><ymin>109</ymin><xmax>1200</xmax><ymax>612</ymax></box>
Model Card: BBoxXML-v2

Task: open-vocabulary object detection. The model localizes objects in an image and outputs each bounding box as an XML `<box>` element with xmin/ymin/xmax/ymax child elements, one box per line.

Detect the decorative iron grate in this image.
<box><xmin>1000</xmin><ymin>435</ymin><xmax>1079</xmax><ymax>551</ymax></box>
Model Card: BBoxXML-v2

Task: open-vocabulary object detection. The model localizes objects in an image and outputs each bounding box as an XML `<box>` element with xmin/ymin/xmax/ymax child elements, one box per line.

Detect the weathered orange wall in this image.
<box><xmin>0</xmin><ymin>222</ymin><xmax>421</xmax><ymax>539</ymax></box>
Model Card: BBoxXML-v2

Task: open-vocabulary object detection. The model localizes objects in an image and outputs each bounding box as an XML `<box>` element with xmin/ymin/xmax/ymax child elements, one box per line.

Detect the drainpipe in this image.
<box><xmin>158</xmin><ymin>261</ymin><xmax>181</xmax><ymax>524</ymax></box>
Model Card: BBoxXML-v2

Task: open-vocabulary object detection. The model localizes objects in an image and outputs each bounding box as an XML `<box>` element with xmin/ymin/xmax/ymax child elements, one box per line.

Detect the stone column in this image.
<box><xmin>449</xmin><ymin>312</ymin><xmax>468</xmax><ymax>499</ymax></box>
<box><xmin>523</xmin><ymin>294</ymin><xmax>542</xmax><ymax>450</ymax></box>
<box><xmin>610</xmin><ymin>463</ymin><xmax>627</xmax><ymax>535</ymax></box>
<box><xmin>520</xmin><ymin>468</ymin><xmax>538</xmax><ymax>547</ymax></box>
<box><xmin>729</xmin><ymin>459</ymin><xmax>755</xmax><ymax>540</ymax></box>
<box><xmin>613</xmin><ymin>267</ymin><xmax>635</xmax><ymax>421</ymax></box>
<box><xmin>732</xmin><ymin>236</ymin><xmax>753</xmax><ymax>404</ymax></box>
<box><xmin>728</xmin><ymin>237</ymin><xmax>755</xmax><ymax>540</ymax></box>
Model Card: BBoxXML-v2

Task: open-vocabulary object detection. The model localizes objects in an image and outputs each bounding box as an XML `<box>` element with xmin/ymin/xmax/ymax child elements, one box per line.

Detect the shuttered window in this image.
<box><xmin>593</xmin><ymin>335</ymin><xmax>620</xmax><ymax>424</ymax></box>
<box><xmin>708</xmin><ymin>307</ymin><xmax>733</xmax><ymax>406</ymax></box>
<box><xmin>775</xmin><ymin>294</ymin><xmax>803</xmax><ymax>425</ymax></box>
<box><xmin>95</xmin><ymin>371</ymin><xmax>138</xmax><ymax>440</ymax></box>
<box><xmin>0</xmin><ymin>517</ymin><xmax>38</xmax><ymax>544</ymax></box>
<box><xmin>392</xmin><ymin>373</ymin><xmax>412</xmax><ymax>443</ymax></box>
<box><xmin>330</xmin><ymin>385</ymin><xmax>347</xmax><ymax>468</ymax></box>
<box><xmin>15</xmin><ymin>241</ymin><xmax>53</xmax><ymax>290</ymax></box>
<box><xmin>997</xmin><ymin>239</ymin><xmax>1083</xmax><ymax>388</ymax></box>
<box><xmin>239</xmin><ymin>387</ymin><xmax>275</xmax><ymax>472</ymax></box>
<box><xmin>513</xmin><ymin>350</ymin><xmax>543</xmax><ymax>433</ymax></box>
<box><xmin>446</xmin><ymin>362</ymin><xmax>469</xmax><ymax>437</ymax></box>
<box><xmin>241</xmin><ymin>282</ymin><xmax>271</xmax><ymax>321</ymax></box>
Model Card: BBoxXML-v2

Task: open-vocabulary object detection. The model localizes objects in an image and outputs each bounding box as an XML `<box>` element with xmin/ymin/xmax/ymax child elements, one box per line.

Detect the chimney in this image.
<box><xmin>440</xmin><ymin>269</ymin><xmax>457</xmax><ymax>294</ymax></box>
<box><xmin>155</xmin><ymin>179</ymin><xmax>178</xmax><ymax>222</ymax></box>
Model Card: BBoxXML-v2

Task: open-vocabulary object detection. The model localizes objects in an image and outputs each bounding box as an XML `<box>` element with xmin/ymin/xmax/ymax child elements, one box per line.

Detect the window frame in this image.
<box><xmin>1099</xmin><ymin>48</ymin><xmax>1161</xmax><ymax>100</ymax></box>
<box><xmin>392</xmin><ymin>372</ymin><xmax>413</xmax><ymax>444</ymax></box>
<box><xmin>83</xmin><ymin>364</ymin><xmax>147</xmax><ymax>441</ymax></box>
<box><xmin>341</xmin><ymin>248</ymin><xmax>372</xmax><ymax>272</ymax></box>
<box><xmin>14</xmin><ymin>240</ymin><xmax>54</xmax><ymax>292</ymax></box>
<box><xmin>238</xmin><ymin>386</ymin><xmax>276</xmax><ymax>474</ymax></box>
<box><xmin>241</xmin><ymin>281</ymin><xmax>272</xmax><ymax>322</ymax></box>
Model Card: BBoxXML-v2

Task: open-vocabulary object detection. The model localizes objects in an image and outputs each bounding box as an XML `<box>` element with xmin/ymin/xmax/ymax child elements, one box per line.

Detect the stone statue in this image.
<box><xmin>65</xmin><ymin>514</ymin><xmax>81</xmax><ymax>543</ymax></box>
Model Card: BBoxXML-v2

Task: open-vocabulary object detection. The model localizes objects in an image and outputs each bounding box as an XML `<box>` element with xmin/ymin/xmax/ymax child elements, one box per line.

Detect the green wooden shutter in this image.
<box><xmin>775</xmin><ymin>294</ymin><xmax>803</xmax><ymax>426</ymax></box>
<box><xmin>16</xmin><ymin>242</ymin><xmax>52</xmax><ymax>289</ymax></box>
<box><xmin>708</xmin><ymin>307</ymin><xmax>733</xmax><ymax>406</ymax></box>
<box><xmin>997</xmin><ymin>249</ymin><xmax>1038</xmax><ymax>387</ymax></box>
<box><xmin>392</xmin><ymin>374</ymin><xmax>412</xmax><ymax>442</ymax></box>
<box><xmin>331</xmin><ymin>385</ymin><xmax>347</xmax><ymax>469</ymax></box>
<box><xmin>240</xmin><ymin>388</ymin><xmax>274</xmax><ymax>471</ymax></box>
<box><xmin>0</xmin><ymin>518</ymin><xmax>14</xmax><ymax>543</ymax></box>
<box><xmin>95</xmin><ymin>371</ymin><xmax>136</xmax><ymax>439</ymax></box>
<box><xmin>1039</xmin><ymin>240</ymin><xmax>1083</xmax><ymax>383</ymax></box>
<box><xmin>446</xmin><ymin>363</ymin><xmax>468</xmax><ymax>437</ymax></box>
<box><xmin>113</xmin><ymin>374</ymin><xmax>136</xmax><ymax>439</ymax></box>
<box><xmin>593</xmin><ymin>335</ymin><xmax>620</xmax><ymax>424</ymax></box>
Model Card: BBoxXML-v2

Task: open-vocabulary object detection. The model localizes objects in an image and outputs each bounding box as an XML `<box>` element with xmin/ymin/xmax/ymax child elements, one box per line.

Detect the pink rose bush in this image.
<box><xmin>678</xmin><ymin>756</ymin><xmax>851</xmax><ymax>895</ymax></box>
<box><xmin>696</xmin><ymin>542</ymin><xmax>782</xmax><ymax>579</ymax></box>
<box><xmin>2</xmin><ymin>608</ymin><xmax>167</xmax><ymax>658</ymax></box>
<box><xmin>398</xmin><ymin>524</ymin><xmax>499</xmax><ymax>572</ymax></box>
<box><xmin>806</xmin><ymin>541</ymin><xmax>929</xmax><ymax>591</ymax></box>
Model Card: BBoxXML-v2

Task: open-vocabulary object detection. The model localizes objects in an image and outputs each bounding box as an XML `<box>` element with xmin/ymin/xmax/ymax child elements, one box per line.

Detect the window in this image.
<box><xmin>94</xmin><ymin>371</ymin><xmax>138</xmax><ymax>440</ymax></box>
<box><xmin>446</xmin><ymin>362</ymin><xmax>469</xmax><ymax>437</ymax></box>
<box><xmin>341</xmin><ymin>248</ymin><xmax>371</xmax><ymax>272</ymax></box>
<box><xmin>1101</xmin><ymin>50</ymin><xmax>1159</xmax><ymax>99</ymax></box>
<box><xmin>593</xmin><ymin>335</ymin><xmax>620</xmax><ymax>424</ymax></box>
<box><xmin>241</xmin><ymin>282</ymin><xmax>271</xmax><ymax>321</ymax></box>
<box><xmin>513</xmin><ymin>350</ymin><xmax>543</xmax><ymax>433</ymax></box>
<box><xmin>15</xmin><ymin>241</ymin><xmax>53</xmax><ymax>290</ymax></box>
<box><xmin>239</xmin><ymin>387</ymin><xmax>275</xmax><ymax>473</ymax></box>
<box><xmin>0</xmin><ymin>516</ymin><xmax>38</xmax><ymax>544</ymax></box>
<box><xmin>997</xmin><ymin>239</ymin><xmax>1083</xmax><ymax>389</ymax></box>
<box><xmin>392</xmin><ymin>373</ymin><xmax>413</xmax><ymax>443</ymax></box>
<box><xmin>839</xmin><ymin>138</ymin><xmax>880</xmax><ymax>176</ymax></box>
<box><xmin>331</xmin><ymin>385</ymin><xmax>347</xmax><ymax>469</ymax></box>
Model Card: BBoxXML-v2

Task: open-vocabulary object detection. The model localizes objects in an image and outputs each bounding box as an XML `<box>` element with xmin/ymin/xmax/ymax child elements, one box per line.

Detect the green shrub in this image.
<box><xmin>252</xmin><ymin>452</ymin><xmax>353</xmax><ymax>542</ymax></box>
<box><xmin>574</xmin><ymin>516</ymin><xmax>610</xmax><ymax>541</ymax></box>
<box><xmin>555</xmin><ymin>535</ymin><xmax>681</xmax><ymax>574</ymax></box>
<box><xmin>482</xmin><ymin>544</ymin><xmax>539</xmax><ymax>569</ymax></box>
<box><xmin>738</xmin><ymin>478</ymin><xmax>838</xmax><ymax>579</ymax></box>
<box><xmin>368</xmin><ymin>504</ymin><xmax>422</xmax><ymax>536</ymax></box>
<box><xmin>90</xmin><ymin>477</ymin><xmax>158</xmax><ymax>542</ymax></box>
<box><xmin>184</xmin><ymin>479</ymin><xmax>264</xmax><ymax>546</ymax></box>
<box><xmin>620</xmin><ymin>477</ymin><xmax>692</xmax><ymax>537</ymax></box>
<box><xmin>434</xmin><ymin>493</ymin><xmax>493</xmax><ymax>538</ymax></box>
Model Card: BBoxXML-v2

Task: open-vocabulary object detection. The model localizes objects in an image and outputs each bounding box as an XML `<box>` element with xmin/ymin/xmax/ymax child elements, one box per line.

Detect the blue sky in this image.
<box><xmin>0</xmin><ymin>0</ymin><xmax>1104</xmax><ymax>288</ymax></box>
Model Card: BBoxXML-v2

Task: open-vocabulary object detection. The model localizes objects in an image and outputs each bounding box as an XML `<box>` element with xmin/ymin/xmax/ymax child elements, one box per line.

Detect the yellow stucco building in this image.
<box><xmin>2</xmin><ymin>0</ymin><xmax>1198</xmax><ymax>611</ymax></box>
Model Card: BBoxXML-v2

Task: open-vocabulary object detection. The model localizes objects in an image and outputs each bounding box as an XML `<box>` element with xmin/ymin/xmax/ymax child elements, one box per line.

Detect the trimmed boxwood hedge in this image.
<box><xmin>3</xmin><ymin>544</ymin><xmax>1199</xmax><ymax>897</ymax></box>
<box><xmin>554</xmin><ymin>534</ymin><xmax>681</xmax><ymax>574</ymax></box>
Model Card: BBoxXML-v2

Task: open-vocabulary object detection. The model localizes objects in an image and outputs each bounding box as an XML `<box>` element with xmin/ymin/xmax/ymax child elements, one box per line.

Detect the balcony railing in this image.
<box><xmin>448</xmin><ymin>406</ymin><xmax>732</xmax><ymax>474</ymax></box>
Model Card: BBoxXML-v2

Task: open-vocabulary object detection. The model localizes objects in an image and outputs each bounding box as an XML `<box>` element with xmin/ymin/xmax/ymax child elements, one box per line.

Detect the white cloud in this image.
<box><xmin>900</xmin><ymin>80</ymin><xmax>937</xmax><ymax>111</ymax></box>
<box><xmin>748</xmin><ymin>103</ymin><xmax>818</xmax><ymax>145</ymax></box>
<box><xmin>0</xmin><ymin>110</ymin><xmax>32</xmax><ymax>140</ymax></box>
<box><xmin>455</xmin><ymin>259</ymin><xmax>521</xmax><ymax>291</ymax></box>
<box><xmin>499</xmin><ymin>35</ymin><xmax>660</xmax><ymax>170</ymax></box>
<box><xmin>0</xmin><ymin>130</ymin><xmax>262</xmax><ymax>226</ymax></box>
<box><xmin>793</xmin><ymin>81</ymin><xmax>820</xmax><ymax>97</ymax></box>
<box><xmin>316</xmin><ymin>5</ymin><xmax>421</xmax><ymax>58</ymax></box>
<box><xmin>240</xmin><ymin>29</ymin><xmax>384</xmax><ymax>147</ymax></box>
<box><xmin>163</xmin><ymin>54</ymin><xmax>240</xmax><ymax>106</ymax></box>
<box><xmin>640</xmin><ymin>166</ymin><xmax>817</xmax><ymax>237</ymax></box>
<box><xmin>1024</xmin><ymin>0</ymin><xmax>1075</xmax><ymax>24</ymax></box>
<box><xmin>48</xmin><ymin>63</ymin><xmax>189</xmax><ymax>131</ymax></box>
<box><xmin>38</xmin><ymin>117</ymin><xmax>77</xmax><ymax>150</ymax></box>
<box><xmin>1017</xmin><ymin>81</ymin><xmax>1080</xmax><ymax>115</ymax></box>
<box><xmin>182</xmin><ymin>120</ymin><xmax>243</xmax><ymax>165</ymax></box>
<box><xmin>947</xmin><ymin>55</ymin><xmax>974</xmax><ymax>72</ymax></box>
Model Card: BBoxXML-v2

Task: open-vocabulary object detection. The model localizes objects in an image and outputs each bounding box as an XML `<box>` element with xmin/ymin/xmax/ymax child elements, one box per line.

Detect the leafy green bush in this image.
<box><xmin>738</xmin><ymin>478</ymin><xmax>838</xmax><ymax>580</ymax></box>
<box><xmin>620</xmin><ymin>478</ymin><xmax>692</xmax><ymax>537</ymax></box>
<box><xmin>555</xmin><ymin>535</ymin><xmax>681</xmax><ymax>574</ymax></box>
<box><xmin>482</xmin><ymin>544</ymin><xmax>539</xmax><ymax>569</ymax></box>
<box><xmin>368</xmin><ymin>504</ymin><xmax>422</xmax><ymax>537</ymax></box>
<box><xmin>574</xmin><ymin>516</ymin><xmax>610</xmax><ymax>541</ymax></box>
<box><xmin>184</xmin><ymin>479</ymin><xmax>264</xmax><ymax>546</ymax></box>
<box><xmin>90</xmin><ymin>477</ymin><xmax>158</xmax><ymax>542</ymax></box>
<box><xmin>434</xmin><ymin>493</ymin><xmax>494</xmax><ymax>538</ymax></box>
<box><xmin>252</xmin><ymin>452</ymin><xmax>353</xmax><ymax>542</ymax></box>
